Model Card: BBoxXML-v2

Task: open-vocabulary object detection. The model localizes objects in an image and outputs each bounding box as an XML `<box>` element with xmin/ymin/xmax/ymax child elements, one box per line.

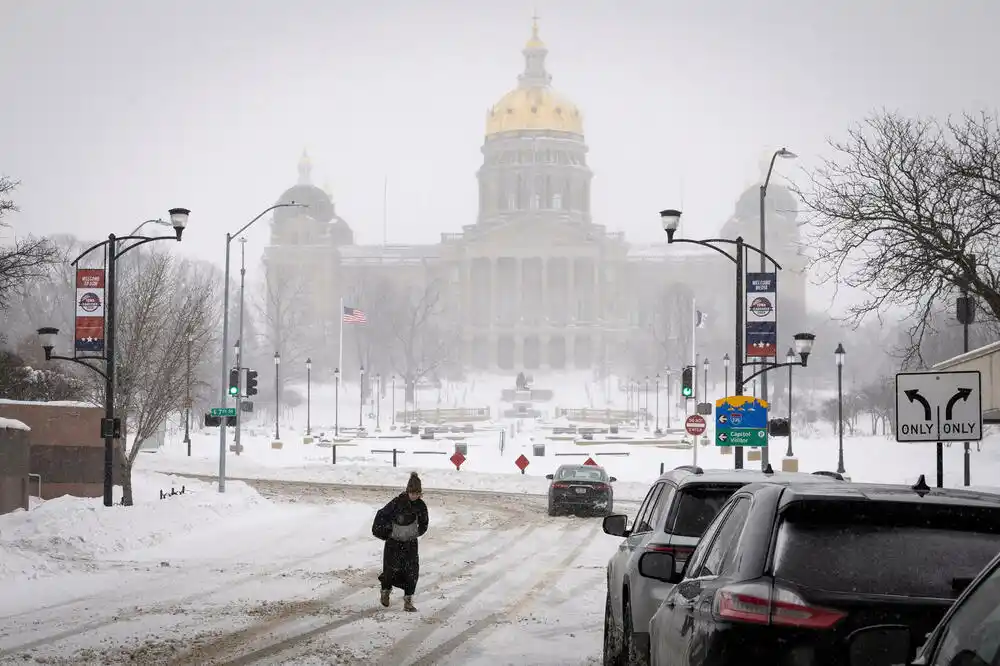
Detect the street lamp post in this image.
<box><xmin>835</xmin><ymin>343</ymin><xmax>846</xmax><ymax>474</ymax></box>
<box><xmin>666</xmin><ymin>370</ymin><xmax>672</xmax><ymax>428</ymax></box>
<box><xmin>661</xmin><ymin>208</ymin><xmax>807</xmax><ymax>469</ymax></box>
<box><xmin>217</xmin><ymin>202</ymin><xmax>306</xmax><ymax>493</ymax></box>
<box><xmin>644</xmin><ymin>376</ymin><xmax>649</xmax><ymax>428</ymax></box>
<box><xmin>757</xmin><ymin>148</ymin><xmax>797</xmax><ymax>471</ymax></box>
<box><xmin>334</xmin><ymin>367</ymin><xmax>340</xmax><ymax>436</ymax></box>
<box><xmin>273</xmin><ymin>351</ymin><xmax>281</xmax><ymax>441</ymax></box>
<box><xmin>957</xmin><ymin>280</ymin><xmax>976</xmax><ymax>485</ymax></box>
<box><xmin>785</xmin><ymin>347</ymin><xmax>795</xmax><ymax>458</ymax></box>
<box><xmin>391</xmin><ymin>375</ymin><xmax>396</xmax><ymax>427</ymax></box>
<box><xmin>723</xmin><ymin>353</ymin><xmax>730</xmax><ymax>396</ymax></box>
<box><xmin>359</xmin><ymin>365</ymin><xmax>365</xmax><ymax>429</ymax></box>
<box><xmin>703</xmin><ymin>358</ymin><xmax>710</xmax><ymax>401</ymax></box>
<box><xmin>185</xmin><ymin>331</ymin><xmax>193</xmax><ymax>456</ymax></box>
<box><xmin>37</xmin><ymin>207</ymin><xmax>190</xmax><ymax>507</ymax></box>
<box><xmin>306</xmin><ymin>358</ymin><xmax>312</xmax><ymax>436</ymax></box>
<box><xmin>655</xmin><ymin>374</ymin><xmax>661</xmax><ymax>433</ymax></box>
<box><xmin>376</xmin><ymin>373</ymin><xmax>381</xmax><ymax>431</ymax></box>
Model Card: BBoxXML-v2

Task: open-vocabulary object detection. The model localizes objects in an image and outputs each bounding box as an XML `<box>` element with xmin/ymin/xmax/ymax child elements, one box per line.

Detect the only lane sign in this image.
<box><xmin>895</xmin><ymin>371</ymin><xmax>982</xmax><ymax>442</ymax></box>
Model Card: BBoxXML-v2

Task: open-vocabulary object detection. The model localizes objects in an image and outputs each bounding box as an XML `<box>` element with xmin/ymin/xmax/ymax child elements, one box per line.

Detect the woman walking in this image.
<box><xmin>372</xmin><ymin>472</ymin><xmax>429</xmax><ymax>611</ymax></box>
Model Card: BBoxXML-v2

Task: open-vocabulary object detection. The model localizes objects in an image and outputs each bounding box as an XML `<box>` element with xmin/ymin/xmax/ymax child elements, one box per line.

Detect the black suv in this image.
<box><xmin>644</xmin><ymin>476</ymin><xmax>1000</xmax><ymax>666</ymax></box>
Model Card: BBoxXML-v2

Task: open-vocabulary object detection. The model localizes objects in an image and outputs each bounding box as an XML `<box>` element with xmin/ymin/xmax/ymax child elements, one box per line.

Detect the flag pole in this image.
<box><xmin>338</xmin><ymin>296</ymin><xmax>344</xmax><ymax>375</ymax></box>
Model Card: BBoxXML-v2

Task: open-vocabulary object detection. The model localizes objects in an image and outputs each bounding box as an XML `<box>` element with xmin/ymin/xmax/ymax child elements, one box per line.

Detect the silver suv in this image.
<box><xmin>602</xmin><ymin>464</ymin><xmax>843</xmax><ymax>666</ymax></box>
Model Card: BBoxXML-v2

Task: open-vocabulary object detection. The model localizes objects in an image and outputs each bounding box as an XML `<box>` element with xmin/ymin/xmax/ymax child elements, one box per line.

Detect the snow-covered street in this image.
<box><xmin>0</xmin><ymin>474</ymin><xmax>633</xmax><ymax>665</ymax></box>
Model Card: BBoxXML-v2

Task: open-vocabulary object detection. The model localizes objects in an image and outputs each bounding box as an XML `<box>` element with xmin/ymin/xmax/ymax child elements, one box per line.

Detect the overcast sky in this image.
<box><xmin>2</xmin><ymin>0</ymin><xmax>997</xmax><ymax>305</ymax></box>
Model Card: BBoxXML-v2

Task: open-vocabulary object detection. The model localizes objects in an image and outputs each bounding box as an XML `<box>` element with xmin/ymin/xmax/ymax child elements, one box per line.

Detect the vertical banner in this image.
<box><xmin>745</xmin><ymin>272</ymin><xmax>777</xmax><ymax>358</ymax></box>
<box><xmin>75</xmin><ymin>268</ymin><xmax>106</xmax><ymax>354</ymax></box>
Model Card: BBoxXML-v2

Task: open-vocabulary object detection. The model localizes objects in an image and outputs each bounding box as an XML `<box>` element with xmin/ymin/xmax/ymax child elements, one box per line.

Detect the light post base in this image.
<box><xmin>746</xmin><ymin>448</ymin><xmax>762</xmax><ymax>462</ymax></box>
<box><xmin>271</xmin><ymin>440</ymin><xmax>283</xmax><ymax>450</ymax></box>
<box><xmin>781</xmin><ymin>457</ymin><xmax>799</xmax><ymax>473</ymax></box>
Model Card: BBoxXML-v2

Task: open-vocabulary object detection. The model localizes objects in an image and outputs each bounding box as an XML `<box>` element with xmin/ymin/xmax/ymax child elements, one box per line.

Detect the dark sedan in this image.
<box><xmin>546</xmin><ymin>464</ymin><xmax>616</xmax><ymax>516</ymax></box>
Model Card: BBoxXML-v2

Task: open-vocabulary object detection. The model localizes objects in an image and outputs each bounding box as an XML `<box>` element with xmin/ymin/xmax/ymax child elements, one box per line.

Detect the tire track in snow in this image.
<box><xmin>405</xmin><ymin>521</ymin><xmax>603</xmax><ymax>666</ymax></box>
<box><xmin>375</xmin><ymin>521</ymin><xmax>577</xmax><ymax>666</ymax></box>
<box><xmin>169</xmin><ymin>523</ymin><xmax>546</xmax><ymax>666</ymax></box>
<box><xmin>0</xmin><ymin>529</ymin><xmax>366</xmax><ymax>658</ymax></box>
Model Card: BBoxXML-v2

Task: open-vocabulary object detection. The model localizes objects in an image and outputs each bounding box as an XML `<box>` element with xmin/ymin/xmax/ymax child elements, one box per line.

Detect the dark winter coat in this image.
<box><xmin>372</xmin><ymin>493</ymin><xmax>429</xmax><ymax>595</ymax></box>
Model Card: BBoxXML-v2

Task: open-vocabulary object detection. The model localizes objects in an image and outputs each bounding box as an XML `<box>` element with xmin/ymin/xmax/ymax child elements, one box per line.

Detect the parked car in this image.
<box><xmin>646</xmin><ymin>475</ymin><xmax>1000</xmax><ymax>666</ymax></box>
<box><xmin>546</xmin><ymin>464</ymin><xmax>616</xmax><ymax>516</ymax></box>
<box><xmin>602</xmin><ymin>464</ymin><xmax>841</xmax><ymax>666</ymax></box>
<box><xmin>847</xmin><ymin>547</ymin><xmax>1000</xmax><ymax>666</ymax></box>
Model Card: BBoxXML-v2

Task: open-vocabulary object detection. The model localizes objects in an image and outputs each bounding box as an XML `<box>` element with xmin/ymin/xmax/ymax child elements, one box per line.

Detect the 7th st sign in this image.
<box><xmin>895</xmin><ymin>371</ymin><xmax>983</xmax><ymax>443</ymax></box>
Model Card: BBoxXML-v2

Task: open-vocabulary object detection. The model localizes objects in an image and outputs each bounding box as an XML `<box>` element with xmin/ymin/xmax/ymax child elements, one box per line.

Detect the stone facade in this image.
<box><xmin>263</xmin><ymin>22</ymin><xmax>808</xmax><ymax>378</ymax></box>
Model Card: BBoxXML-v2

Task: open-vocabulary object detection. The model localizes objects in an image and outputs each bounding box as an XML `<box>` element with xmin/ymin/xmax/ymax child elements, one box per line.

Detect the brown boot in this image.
<box><xmin>403</xmin><ymin>595</ymin><xmax>417</xmax><ymax>612</ymax></box>
<box><xmin>380</xmin><ymin>588</ymin><xmax>390</xmax><ymax>607</ymax></box>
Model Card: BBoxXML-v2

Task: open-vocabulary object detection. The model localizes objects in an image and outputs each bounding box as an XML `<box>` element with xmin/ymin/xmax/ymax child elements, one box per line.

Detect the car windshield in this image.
<box><xmin>665</xmin><ymin>485</ymin><xmax>739</xmax><ymax>537</ymax></box>
<box><xmin>557</xmin><ymin>467</ymin><xmax>606</xmax><ymax>482</ymax></box>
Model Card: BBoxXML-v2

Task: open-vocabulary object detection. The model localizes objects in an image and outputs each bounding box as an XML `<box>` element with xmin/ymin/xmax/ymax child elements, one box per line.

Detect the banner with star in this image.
<box><xmin>75</xmin><ymin>268</ymin><xmax>106</xmax><ymax>355</ymax></box>
<box><xmin>745</xmin><ymin>272</ymin><xmax>777</xmax><ymax>358</ymax></box>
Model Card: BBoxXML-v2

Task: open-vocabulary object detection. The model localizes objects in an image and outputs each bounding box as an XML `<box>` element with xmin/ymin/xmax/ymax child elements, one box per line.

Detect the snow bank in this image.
<box><xmin>0</xmin><ymin>417</ymin><xmax>29</xmax><ymax>430</ymax></box>
<box><xmin>0</xmin><ymin>471</ymin><xmax>291</xmax><ymax>582</ymax></box>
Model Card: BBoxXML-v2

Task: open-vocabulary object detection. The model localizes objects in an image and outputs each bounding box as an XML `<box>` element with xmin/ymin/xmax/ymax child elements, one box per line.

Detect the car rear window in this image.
<box><xmin>774</xmin><ymin>504</ymin><xmax>1000</xmax><ymax>599</ymax></box>
<box><xmin>557</xmin><ymin>467</ymin><xmax>606</xmax><ymax>482</ymax></box>
<box><xmin>665</xmin><ymin>484</ymin><xmax>739</xmax><ymax>537</ymax></box>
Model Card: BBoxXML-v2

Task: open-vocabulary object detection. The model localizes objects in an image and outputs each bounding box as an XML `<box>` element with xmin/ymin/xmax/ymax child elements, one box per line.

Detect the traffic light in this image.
<box><xmin>228</xmin><ymin>368</ymin><xmax>240</xmax><ymax>397</ymax></box>
<box><xmin>681</xmin><ymin>366</ymin><xmax>694</xmax><ymax>398</ymax></box>
<box><xmin>246</xmin><ymin>369</ymin><xmax>259</xmax><ymax>396</ymax></box>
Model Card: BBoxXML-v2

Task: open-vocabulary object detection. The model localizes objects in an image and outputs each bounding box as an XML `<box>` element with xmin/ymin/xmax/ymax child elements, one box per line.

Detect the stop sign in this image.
<box><xmin>685</xmin><ymin>414</ymin><xmax>707</xmax><ymax>436</ymax></box>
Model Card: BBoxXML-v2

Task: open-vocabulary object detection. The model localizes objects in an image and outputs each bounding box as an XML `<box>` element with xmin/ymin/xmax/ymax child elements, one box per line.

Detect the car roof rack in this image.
<box><xmin>812</xmin><ymin>470</ymin><xmax>845</xmax><ymax>481</ymax></box>
<box><xmin>763</xmin><ymin>463</ymin><xmax>775</xmax><ymax>475</ymax></box>
<box><xmin>673</xmin><ymin>465</ymin><xmax>704</xmax><ymax>475</ymax></box>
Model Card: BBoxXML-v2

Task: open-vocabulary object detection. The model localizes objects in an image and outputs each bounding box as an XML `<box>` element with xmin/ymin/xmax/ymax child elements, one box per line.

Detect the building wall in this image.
<box><xmin>0</xmin><ymin>426</ymin><xmax>30</xmax><ymax>515</ymax></box>
<box><xmin>0</xmin><ymin>401</ymin><xmax>118</xmax><ymax>499</ymax></box>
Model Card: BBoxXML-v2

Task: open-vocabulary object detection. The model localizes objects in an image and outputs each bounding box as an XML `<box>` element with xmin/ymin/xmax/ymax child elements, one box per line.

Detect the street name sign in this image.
<box><xmin>211</xmin><ymin>407</ymin><xmax>237</xmax><ymax>418</ymax></box>
<box><xmin>715</xmin><ymin>396</ymin><xmax>769</xmax><ymax>447</ymax></box>
<box><xmin>895</xmin><ymin>371</ymin><xmax>982</xmax><ymax>443</ymax></box>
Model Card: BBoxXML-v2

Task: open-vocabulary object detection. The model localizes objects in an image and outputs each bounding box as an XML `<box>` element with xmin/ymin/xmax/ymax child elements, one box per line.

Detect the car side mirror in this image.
<box><xmin>846</xmin><ymin>625</ymin><xmax>913</xmax><ymax>666</ymax></box>
<box><xmin>609</xmin><ymin>476</ymin><xmax>617</xmax><ymax>483</ymax></box>
<box><xmin>545</xmin><ymin>474</ymin><xmax>554</xmax><ymax>480</ymax></box>
<box><xmin>602</xmin><ymin>514</ymin><xmax>629</xmax><ymax>537</ymax></box>
<box><xmin>638</xmin><ymin>551</ymin><xmax>683</xmax><ymax>584</ymax></box>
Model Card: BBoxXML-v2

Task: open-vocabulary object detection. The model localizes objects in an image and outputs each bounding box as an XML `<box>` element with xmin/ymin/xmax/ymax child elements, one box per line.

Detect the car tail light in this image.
<box><xmin>552</xmin><ymin>482</ymin><xmax>570</xmax><ymax>489</ymax></box>
<box><xmin>594</xmin><ymin>483</ymin><xmax>611</xmax><ymax>492</ymax></box>
<box><xmin>713</xmin><ymin>582</ymin><xmax>846</xmax><ymax>629</ymax></box>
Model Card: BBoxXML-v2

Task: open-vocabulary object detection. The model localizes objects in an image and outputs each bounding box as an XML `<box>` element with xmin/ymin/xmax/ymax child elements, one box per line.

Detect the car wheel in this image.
<box><xmin>603</xmin><ymin>590</ymin><xmax>623</xmax><ymax>666</ymax></box>
<box><xmin>547</xmin><ymin>501</ymin><xmax>557</xmax><ymax>517</ymax></box>
<box><xmin>623</xmin><ymin>595</ymin><xmax>650</xmax><ymax>666</ymax></box>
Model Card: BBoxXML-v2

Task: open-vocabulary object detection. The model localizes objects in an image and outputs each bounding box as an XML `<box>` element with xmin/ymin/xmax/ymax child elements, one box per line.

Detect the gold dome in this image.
<box><xmin>486</xmin><ymin>87</ymin><xmax>583</xmax><ymax>136</ymax></box>
<box><xmin>485</xmin><ymin>19</ymin><xmax>584</xmax><ymax>137</ymax></box>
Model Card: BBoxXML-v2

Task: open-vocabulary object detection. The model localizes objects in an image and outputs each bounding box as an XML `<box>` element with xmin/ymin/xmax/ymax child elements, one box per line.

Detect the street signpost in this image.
<box><xmin>515</xmin><ymin>454</ymin><xmax>530</xmax><ymax>475</ymax></box>
<box><xmin>211</xmin><ymin>407</ymin><xmax>237</xmax><ymax>418</ymax></box>
<box><xmin>450</xmin><ymin>451</ymin><xmax>466</xmax><ymax>470</ymax></box>
<box><xmin>685</xmin><ymin>414</ymin><xmax>707</xmax><ymax>436</ymax></box>
<box><xmin>583</xmin><ymin>457</ymin><xmax>598</xmax><ymax>466</ymax></box>
<box><xmin>895</xmin><ymin>371</ymin><xmax>982</xmax><ymax>488</ymax></box>
<box><xmin>715</xmin><ymin>396</ymin><xmax>769</xmax><ymax>447</ymax></box>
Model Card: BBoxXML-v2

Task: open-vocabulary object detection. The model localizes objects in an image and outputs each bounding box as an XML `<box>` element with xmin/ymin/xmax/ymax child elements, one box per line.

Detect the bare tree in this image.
<box><xmin>255</xmin><ymin>262</ymin><xmax>312</xmax><ymax>381</ymax></box>
<box><xmin>794</xmin><ymin>111</ymin><xmax>1000</xmax><ymax>365</ymax></box>
<box><xmin>111</xmin><ymin>249</ymin><xmax>220</xmax><ymax>505</ymax></box>
<box><xmin>350</xmin><ymin>273</ymin><xmax>403</xmax><ymax>379</ymax></box>
<box><xmin>388</xmin><ymin>279</ymin><xmax>458</xmax><ymax>403</ymax></box>
<box><xmin>0</xmin><ymin>176</ymin><xmax>58</xmax><ymax>310</ymax></box>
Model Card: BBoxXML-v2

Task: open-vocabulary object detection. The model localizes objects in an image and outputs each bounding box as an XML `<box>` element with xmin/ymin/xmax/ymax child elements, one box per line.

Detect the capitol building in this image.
<box><xmin>263</xmin><ymin>21</ymin><xmax>808</xmax><ymax>381</ymax></box>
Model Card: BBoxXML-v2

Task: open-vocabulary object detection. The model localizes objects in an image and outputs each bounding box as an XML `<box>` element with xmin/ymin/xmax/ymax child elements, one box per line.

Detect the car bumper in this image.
<box><xmin>552</xmin><ymin>493</ymin><xmax>612</xmax><ymax>509</ymax></box>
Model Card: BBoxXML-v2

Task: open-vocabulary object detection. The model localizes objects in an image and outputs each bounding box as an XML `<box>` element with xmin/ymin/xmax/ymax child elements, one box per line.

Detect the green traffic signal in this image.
<box><xmin>681</xmin><ymin>386</ymin><xmax>693</xmax><ymax>397</ymax></box>
<box><xmin>228</xmin><ymin>385</ymin><xmax>238</xmax><ymax>396</ymax></box>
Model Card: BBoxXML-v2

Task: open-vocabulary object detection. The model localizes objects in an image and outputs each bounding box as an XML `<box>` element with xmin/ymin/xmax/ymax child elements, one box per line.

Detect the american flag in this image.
<box><xmin>343</xmin><ymin>306</ymin><xmax>367</xmax><ymax>324</ymax></box>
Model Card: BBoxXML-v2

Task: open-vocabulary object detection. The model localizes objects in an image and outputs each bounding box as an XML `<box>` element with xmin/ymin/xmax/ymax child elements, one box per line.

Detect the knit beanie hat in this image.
<box><xmin>406</xmin><ymin>471</ymin><xmax>422</xmax><ymax>494</ymax></box>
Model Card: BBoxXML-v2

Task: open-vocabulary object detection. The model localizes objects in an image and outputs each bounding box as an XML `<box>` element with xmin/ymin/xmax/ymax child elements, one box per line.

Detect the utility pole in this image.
<box><xmin>235</xmin><ymin>237</ymin><xmax>246</xmax><ymax>455</ymax></box>
<box><xmin>957</xmin><ymin>273</ymin><xmax>976</xmax><ymax>486</ymax></box>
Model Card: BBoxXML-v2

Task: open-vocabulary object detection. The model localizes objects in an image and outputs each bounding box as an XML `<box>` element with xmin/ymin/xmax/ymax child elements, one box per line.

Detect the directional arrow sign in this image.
<box><xmin>895</xmin><ymin>371</ymin><xmax>982</xmax><ymax>443</ymax></box>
